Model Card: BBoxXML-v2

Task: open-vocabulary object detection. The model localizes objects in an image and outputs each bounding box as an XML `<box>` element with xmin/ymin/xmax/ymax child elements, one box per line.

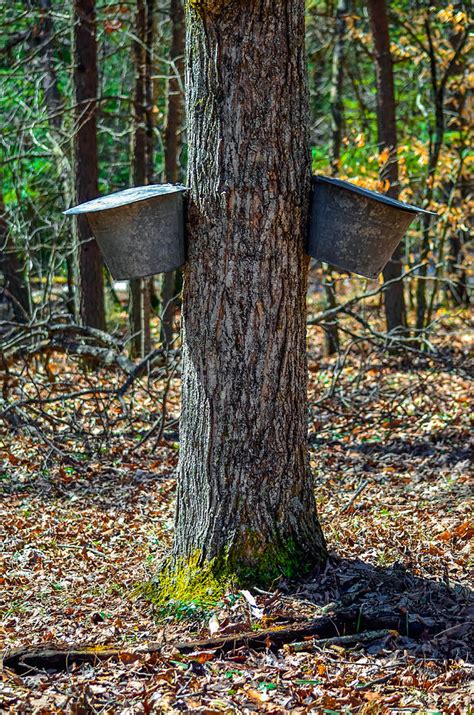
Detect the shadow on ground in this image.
<box><xmin>309</xmin><ymin>427</ymin><xmax>472</xmax><ymax>464</ymax></box>
<box><xmin>280</xmin><ymin>555</ymin><xmax>474</xmax><ymax>663</ymax></box>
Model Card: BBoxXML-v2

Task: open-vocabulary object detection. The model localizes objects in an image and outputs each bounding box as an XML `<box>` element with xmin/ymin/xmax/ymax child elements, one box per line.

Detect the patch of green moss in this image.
<box><xmin>138</xmin><ymin>551</ymin><xmax>236</xmax><ymax>615</ymax></box>
<box><xmin>226</xmin><ymin>533</ymin><xmax>322</xmax><ymax>587</ymax></box>
<box><xmin>138</xmin><ymin>535</ymin><xmax>324</xmax><ymax>617</ymax></box>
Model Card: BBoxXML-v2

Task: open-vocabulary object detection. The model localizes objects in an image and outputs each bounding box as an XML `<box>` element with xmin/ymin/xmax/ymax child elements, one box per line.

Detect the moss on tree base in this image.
<box><xmin>142</xmin><ymin>539</ymin><xmax>326</xmax><ymax>612</ymax></box>
<box><xmin>142</xmin><ymin>552</ymin><xmax>233</xmax><ymax>612</ymax></box>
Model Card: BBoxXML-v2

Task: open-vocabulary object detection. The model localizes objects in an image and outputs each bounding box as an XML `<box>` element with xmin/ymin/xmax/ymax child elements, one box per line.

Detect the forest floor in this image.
<box><xmin>1</xmin><ymin>298</ymin><xmax>473</xmax><ymax>713</ymax></box>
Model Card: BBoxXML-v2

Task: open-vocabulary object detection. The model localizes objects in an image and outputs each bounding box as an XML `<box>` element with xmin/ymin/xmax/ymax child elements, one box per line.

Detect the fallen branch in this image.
<box><xmin>307</xmin><ymin>262</ymin><xmax>431</xmax><ymax>327</ymax></box>
<box><xmin>284</xmin><ymin>628</ymin><xmax>398</xmax><ymax>652</ymax></box>
<box><xmin>1</xmin><ymin>320</ymin><xmax>125</xmax><ymax>355</ymax></box>
<box><xmin>174</xmin><ymin>608</ymin><xmax>439</xmax><ymax>655</ymax></box>
<box><xmin>2</xmin><ymin>610</ymin><xmax>445</xmax><ymax>674</ymax></box>
<box><xmin>118</xmin><ymin>346</ymin><xmax>180</xmax><ymax>397</ymax></box>
<box><xmin>2</xmin><ymin>644</ymin><xmax>152</xmax><ymax>675</ymax></box>
<box><xmin>356</xmin><ymin>671</ymin><xmax>397</xmax><ymax>690</ymax></box>
<box><xmin>343</xmin><ymin>479</ymin><xmax>369</xmax><ymax>512</ymax></box>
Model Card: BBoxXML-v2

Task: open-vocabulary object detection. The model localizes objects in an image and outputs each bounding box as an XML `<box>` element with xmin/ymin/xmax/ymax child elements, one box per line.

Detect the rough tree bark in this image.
<box><xmin>170</xmin><ymin>0</ymin><xmax>327</xmax><ymax>587</ymax></box>
<box><xmin>73</xmin><ymin>0</ymin><xmax>105</xmax><ymax>330</ymax></box>
<box><xmin>367</xmin><ymin>0</ymin><xmax>406</xmax><ymax>334</ymax></box>
<box><xmin>129</xmin><ymin>0</ymin><xmax>151</xmax><ymax>359</ymax></box>
<box><xmin>161</xmin><ymin>0</ymin><xmax>185</xmax><ymax>349</ymax></box>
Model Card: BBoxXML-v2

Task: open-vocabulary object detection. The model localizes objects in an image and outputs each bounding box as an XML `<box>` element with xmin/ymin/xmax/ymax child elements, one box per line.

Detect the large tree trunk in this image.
<box><xmin>172</xmin><ymin>0</ymin><xmax>326</xmax><ymax>586</ymax></box>
<box><xmin>160</xmin><ymin>0</ymin><xmax>185</xmax><ymax>349</ymax></box>
<box><xmin>129</xmin><ymin>0</ymin><xmax>152</xmax><ymax>359</ymax></box>
<box><xmin>367</xmin><ymin>0</ymin><xmax>406</xmax><ymax>335</ymax></box>
<box><xmin>73</xmin><ymin>0</ymin><xmax>105</xmax><ymax>330</ymax></box>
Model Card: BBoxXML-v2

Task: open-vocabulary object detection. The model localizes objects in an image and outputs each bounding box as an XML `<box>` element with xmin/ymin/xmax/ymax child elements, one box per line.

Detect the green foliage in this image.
<box><xmin>1</xmin><ymin>0</ymin><xmax>167</xmax><ymax>283</ymax></box>
<box><xmin>1</xmin><ymin>0</ymin><xmax>471</xmax><ymax>327</ymax></box>
<box><xmin>1</xmin><ymin>0</ymin><xmax>469</xmax><ymax>208</ymax></box>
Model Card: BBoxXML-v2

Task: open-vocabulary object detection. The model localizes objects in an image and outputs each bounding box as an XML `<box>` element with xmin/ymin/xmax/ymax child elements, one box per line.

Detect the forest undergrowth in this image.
<box><xmin>1</xmin><ymin>292</ymin><xmax>473</xmax><ymax>713</ymax></box>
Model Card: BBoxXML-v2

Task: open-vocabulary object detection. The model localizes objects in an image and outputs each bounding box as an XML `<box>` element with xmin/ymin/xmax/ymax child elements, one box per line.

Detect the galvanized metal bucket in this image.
<box><xmin>64</xmin><ymin>184</ymin><xmax>187</xmax><ymax>280</ymax></box>
<box><xmin>307</xmin><ymin>176</ymin><xmax>435</xmax><ymax>279</ymax></box>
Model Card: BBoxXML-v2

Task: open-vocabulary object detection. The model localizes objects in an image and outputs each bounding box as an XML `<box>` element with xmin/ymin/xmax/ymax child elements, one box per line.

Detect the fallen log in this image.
<box><xmin>2</xmin><ymin>609</ymin><xmax>443</xmax><ymax>674</ymax></box>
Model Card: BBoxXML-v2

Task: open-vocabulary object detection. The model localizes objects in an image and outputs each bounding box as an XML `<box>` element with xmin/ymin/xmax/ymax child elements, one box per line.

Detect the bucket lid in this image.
<box><xmin>313</xmin><ymin>175</ymin><xmax>436</xmax><ymax>216</ymax></box>
<box><xmin>64</xmin><ymin>183</ymin><xmax>188</xmax><ymax>215</ymax></box>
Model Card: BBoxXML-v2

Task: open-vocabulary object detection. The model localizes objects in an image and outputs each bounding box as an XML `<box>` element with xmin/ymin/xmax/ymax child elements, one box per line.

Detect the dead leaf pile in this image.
<box><xmin>1</xmin><ymin>298</ymin><xmax>472</xmax><ymax>712</ymax></box>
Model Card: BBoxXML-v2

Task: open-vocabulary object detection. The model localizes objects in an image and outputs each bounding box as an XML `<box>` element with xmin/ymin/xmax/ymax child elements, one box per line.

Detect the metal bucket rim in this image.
<box><xmin>63</xmin><ymin>183</ymin><xmax>188</xmax><ymax>216</ymax></box>
<box><xmin>311</xmin><ymin>255</ymin><xmax>379</xmax><ymax>281</ymax></box>
<box><xmin>313</xmin><ymin>175</ymin><xmax>436</xmax><ymax>217</ymax></box>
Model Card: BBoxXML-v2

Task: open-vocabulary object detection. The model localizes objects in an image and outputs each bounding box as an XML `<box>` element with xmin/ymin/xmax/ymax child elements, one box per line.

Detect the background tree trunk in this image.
<box><xmin>0</xmin><ymin>188</ymin><xmax>30</xmax><ymax>322</ymax></box>
<box><xmin>173</xmin><ymin>0</ymin><xmax>326</xmax><ymax>585</ymax></box>
<box><xmin>145</xmin><ymin>0</ymin><xmax>156</xmax><ymax>186</ymax></box>
<box><xmin>34</xmin><ymin>0</ymin><xmax>76</xmax><ymax>316</ymax></box>
<box><xmin>368</xmin><ymin>0</ymin><xmax>406</xmax><ymax>335</ymax></box>
<box><xmin>34</xmin><ymin>0</ymin><xmax>63</xmax><ymax>131</ymax></box>
<box><xmin>447</xmin><ymin>171</ymin><xmax>470</xmax><ymax>307</ymax></box>
<box><xmin>73</xmin><ymin>0</ymin><xmax>105</xmax><ymax>330</ymax></box>
<box><xmin>129</xmin><ymin>0</ymin><xmax>151</xmax><ymax>359</ymax></box>
<box><xmin>413</xmin><ymin>18</ymin><xmax>468</xmax><ymax>335</ymax></box>
<box><xmin>160</xmin><ymin>0</ymin><xmax>185</xmax><ymax>349</ymax></box>
<box><xmin>441</xmin><ymin>29</ymin><xmax>470</xmax><ymax>309</ymax></box>
<box><xmin>329</xmin><ymin>0</ymin><xmax>348</xmax><ymax>176</ymax></box>
<box><xmin>322</xmin><ymin>0</ymin><xmax>350</xmax><ymax>357</ymax></box>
